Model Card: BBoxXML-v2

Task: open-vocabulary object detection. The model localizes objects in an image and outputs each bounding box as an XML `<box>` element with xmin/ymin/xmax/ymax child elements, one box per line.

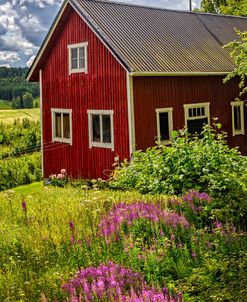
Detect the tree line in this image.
<box><xmin>0</xmin><ymin>67</ymin><xmax>39</xmax><ymax>109</ymax></box>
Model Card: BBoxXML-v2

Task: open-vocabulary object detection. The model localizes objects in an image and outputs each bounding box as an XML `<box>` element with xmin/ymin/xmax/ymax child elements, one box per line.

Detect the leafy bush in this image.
<box><xmin>0</xmin><ymin>119</ymin><xmax>41</xmax><ymax>159</ymax></box>
<box><xmin>110</xmin><ymin>125</ymin><xmax>247</xmax><ymax>228</ymax></box>
<box><xmin>0</xmin><ymin>152</ymin><xmax>41</xmax><ymax>190</ymax></box>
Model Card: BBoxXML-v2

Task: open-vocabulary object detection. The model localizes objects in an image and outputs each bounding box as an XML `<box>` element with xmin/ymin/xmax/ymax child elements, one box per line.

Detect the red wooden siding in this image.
<box><xmin>133</xmin><ymin>76</ymin><xmax>247</xmax><ymax>154</ymax></box>
<box><xmin>41</xmin><ymin>5</ymin><xmax>129</xmax><ymax>179</ymax></box>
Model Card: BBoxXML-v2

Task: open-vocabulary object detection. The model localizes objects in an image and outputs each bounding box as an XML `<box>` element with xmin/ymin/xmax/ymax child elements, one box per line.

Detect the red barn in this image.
<box><xmin>27</xmin><ymin>0</ymin><xmax>247</xmax><ymax>180</ymax></box>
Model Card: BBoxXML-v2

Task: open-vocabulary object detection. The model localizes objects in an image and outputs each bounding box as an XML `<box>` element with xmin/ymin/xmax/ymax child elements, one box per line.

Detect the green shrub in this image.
<box><xmin>0</xmin><ymin>152</ymin><xmax>41</xmax><ymax>190</ymax></box>
<box><xmin>0</xmin><ymin>119</ymin><xmax>40</xmax><ymax>159</ymax></box>
<box><xmin>110</xmin><ymin>124</ymin><xmax>247</xmax><ymax>228</ymax></box>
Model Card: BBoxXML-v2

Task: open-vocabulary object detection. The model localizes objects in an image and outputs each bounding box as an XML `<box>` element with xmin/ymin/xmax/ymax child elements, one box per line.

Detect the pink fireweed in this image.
<box><xmin>62</xmin><ymin>261</ymin><xmax>145</xmax><ymax>301</ymax></box>
<box><xmin>62</xmin><ymin>262</ymin><xmax>183</xmax><ymax>302</ymax></box>
<box><xmin>122</xmin><ymin>288</ymin><xmax>183</xmax><ymax>302</ymax></box>
<box><xmin>182</xmin><ymin>190</ymin><xmax>211</xmax><ymax>213</ymax></box>
<box><xmin>98</xmin><ymin>202</ymin><xmax>190</xmax><ymax>239</ymax></box>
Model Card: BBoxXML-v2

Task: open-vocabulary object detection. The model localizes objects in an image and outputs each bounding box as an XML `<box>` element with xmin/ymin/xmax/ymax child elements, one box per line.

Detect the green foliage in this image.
<box><xmin>0</xmin><ymin>152</ymin><xmax>41</xmax><ymax>191</ymax></box>
<box><xmin>110</xmin><ymin>125</ymin><xmax>247</xmax><ymax>227</ymax></box>
<box><xmin>200</xmin><ymin>0</ymin><xmax>247</xmax><ymax>16</ymax></box>
<box><xmin>0</xmin><ymin>67</ymin><xmax>39</xmax><ymax>103</ymax></box>
<box><xmin>0</xmin><ymin>119</ymin><xmax>41</xmax><ymax>159</ymax></box>
<box><xmin>0</xmin><ymin>185</ymin><xmax>246</xmax><ymax>301</ymax></box>
<box><xmin>224</xmin><ymin>30</ymin><xmax>247</xmax><ymax>99</ymax></box>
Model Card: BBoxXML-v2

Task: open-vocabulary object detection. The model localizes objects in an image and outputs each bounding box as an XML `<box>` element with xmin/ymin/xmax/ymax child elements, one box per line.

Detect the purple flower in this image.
<box><xmin>69</xmin><ymin>221</ymin><xmax>75</xmax><ymax>231</ymax></box>
<box><xmin>98</xmin><ymin>202</ymin><xmax>190</xmax><ymax>240</ymax></box>
<box><xmin>21</xmin><ymin>200</ymin><xmax>27</xmax><ymax>211</ymax></box>
<box><xmin>62</xmin><ymin>262</ymin><xmax>182</xmax><ymax>302</ymax></box>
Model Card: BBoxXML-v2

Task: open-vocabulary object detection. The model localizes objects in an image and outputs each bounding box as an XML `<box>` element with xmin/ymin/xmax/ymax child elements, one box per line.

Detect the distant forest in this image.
<box><xmin>0</xmin><ymin>67</ymin><xmax>39</xmax><ymax>108</ymax></box>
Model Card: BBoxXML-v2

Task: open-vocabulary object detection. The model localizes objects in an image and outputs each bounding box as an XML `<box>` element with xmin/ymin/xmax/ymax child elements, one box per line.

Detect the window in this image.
<box><xmin>68</xmin><ymin>42</ymin><xmax>88</xmax><ymax>74</ymax></box>
<box><xmin>51</xmin><ymin>108</ymin><xmax>72</xmax><ymax>144</ymax></box>
<box><xmin>87</xmin><ymin>110</ymin><xmax>114</xmax><ymax>150</ymax></box>
<box><xmin>231</xmin><ymin>101</ymin><xmax>245</xmax><ymax>136</ymax></box>
<box><xmin>184</xmin><ymin>103</ymin><xmax>210</xmax><ymax>135</ymax></box>
<box><xmin>155</xmin><ymin>107</ymin><xmax>173</xmax><ymax>144</ymax></box>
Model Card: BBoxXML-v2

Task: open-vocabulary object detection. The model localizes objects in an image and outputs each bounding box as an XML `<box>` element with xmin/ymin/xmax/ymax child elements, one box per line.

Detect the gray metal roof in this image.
<box><xmin>71</xmin><ymin>0</ymin><xmax>247</xmax><ymax>73</ymax></box>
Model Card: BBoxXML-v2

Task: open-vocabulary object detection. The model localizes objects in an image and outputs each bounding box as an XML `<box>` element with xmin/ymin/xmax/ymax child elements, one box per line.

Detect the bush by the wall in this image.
<box><xmin>0</xmin><ymin>152</ymin><xmax>41</xmax><ymax>191</ymax></box>
<box><xmin>110</xmin><ymin>124</ymin><xmax>247</xmax><ymax>228</ymax></box>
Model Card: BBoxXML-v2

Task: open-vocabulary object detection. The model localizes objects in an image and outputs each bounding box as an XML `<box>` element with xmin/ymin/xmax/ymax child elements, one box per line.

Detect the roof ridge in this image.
<box><xmin>82</xmin><ymin>0</ymin><xmax>247</xmax><ymax>19</ymax></box>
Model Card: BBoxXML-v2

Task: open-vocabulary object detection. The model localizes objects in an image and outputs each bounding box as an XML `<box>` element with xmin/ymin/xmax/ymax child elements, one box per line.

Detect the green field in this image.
<box><xmin>0</xmin><ymin>182</ymin><xmax>247</xmax><ymax>302</ymax></box>
<box><xmin>0</xmin><ymin>107</ymin><xmax>40</xmax><ymax>124</ymax></box>
<box><xmin>0</xmin><ymin>99</ymin><xmax>11</xmax><ymax>109</ymax></box>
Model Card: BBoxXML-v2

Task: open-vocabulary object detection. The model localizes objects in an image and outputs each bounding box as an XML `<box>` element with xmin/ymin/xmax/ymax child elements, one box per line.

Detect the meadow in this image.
<box><xmin>0</xmin><ymin>108</ymin><xmax>39</xmax><ymax>124</ymax></box>
<box><xmin>0</xmin><ymin>100</ymin><xmax>11</xmax><ymax>110</ymax></box>
<box><xmin>0</xmin><ymin>181</ymin><xmax>247</xmax><ymax>302</ymax></box>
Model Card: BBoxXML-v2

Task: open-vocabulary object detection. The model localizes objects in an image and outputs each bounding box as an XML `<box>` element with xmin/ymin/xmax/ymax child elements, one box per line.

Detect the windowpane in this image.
<box><xmin>189</xmin><ymin>108</ymin><xmax>193</xmax><ymax>117</ymax></box>
<box><xmin>187</xmin><ymin>118</ymin><xmax>208</xmax><ymax>135</ymax></box>
<box><xmin>78</xmin><ymin>47</ymin><xmax>85</xmax><ymax>69</ymax></box>
<box><xmin>234</xmin><ymin>106</ymin><xmax>241</xmax><ymax>130</ymax></box>
<box><xmin>102</xmin><ymin>115</ymin><xmax>111</xmax><ymax>143</ymax></box>
<box><xmin>92</xmin><ymin>115</ymin><xmax>100</xmax><ymax>142</ymax></box>
<box><xmin>63</xmin><ymin>113</ymin><xmax>70</xmax><ymax>139</ymax></box>
<box><xmin>201</xmin><ymin>107</ymin><xmax>205</xmax><ymax>116</ymax></box>
<box><xmin>159</xmin><ymin>112</ymin><xmax>169</xmax><ymax>141</ymax></box>
<box><xmin>71</xmin><ymin>48</ymin><xmax>78</xmax><ymax>69</ymax></box>
<box><xmin>55</xmin><ymin>113</ymin><xmax>62</xmax><ymax>138</ymax></box>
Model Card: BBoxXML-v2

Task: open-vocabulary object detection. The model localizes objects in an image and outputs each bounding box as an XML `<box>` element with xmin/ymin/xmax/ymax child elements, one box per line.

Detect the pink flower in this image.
<box><xmin>57</xmin><ymin>173</ymin><xmax>65</xmax><ymax>179</ymax></box>
<box><xmin>61</xmin><ymin>169</ymin><xmax>67</xmax><ymax>175</ymax></box>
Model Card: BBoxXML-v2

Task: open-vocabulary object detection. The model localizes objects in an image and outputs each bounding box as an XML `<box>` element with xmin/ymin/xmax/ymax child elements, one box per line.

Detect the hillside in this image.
<box><xmin>0</xmin><ymin>67</ymin><xmax>39</xmax><ymax>107</ymax></box>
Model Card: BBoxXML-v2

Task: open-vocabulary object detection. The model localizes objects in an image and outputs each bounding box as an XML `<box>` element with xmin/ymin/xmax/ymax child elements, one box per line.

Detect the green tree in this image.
<box><xmin>224</xmin><ymin>30</ymin><xmax>247</xmax><ymax>99</ymax></box>
<box><xmin>22</xmin><ymin>92</ymin><xmax>34</xmax><ymax>108</ymax></box>
<box><xmin>200</xmin><ymin>0</ymin><xmax>247</xmax><ymax>16</ymax></box>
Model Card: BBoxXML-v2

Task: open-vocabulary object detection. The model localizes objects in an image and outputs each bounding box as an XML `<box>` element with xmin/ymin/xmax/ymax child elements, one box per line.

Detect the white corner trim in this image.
<box><xmin>68</xmin><ymin>42</ymin><xmax>88</xmax><ymax>75</ymax></box>
<box><xmin>231</xmin><ymin>101</ymin><xmax>245</xmax><ymax>136</ymax></box>
<box><xmin>51</xmin><ymin>108</ymin><xmax>73</xmax><ymax>145</ymax></box>
<box><xmin>126</xmin><ymin>71</ymin><xmax>135</xmax><ymax>156</ymax></box>
<box><xmin>87</xmin><ymin>109</ymin><xmax>114</xmax><ymax>151</ymax></box>
<box><xmin>155</xmin><ymin>107</ymin><xmax>173</xmax><ymax>145</ymax></box>
<box><xmin>39</xmin><ymin>69</ymin><xmax>44</xmax><ymax>178</ymax></box>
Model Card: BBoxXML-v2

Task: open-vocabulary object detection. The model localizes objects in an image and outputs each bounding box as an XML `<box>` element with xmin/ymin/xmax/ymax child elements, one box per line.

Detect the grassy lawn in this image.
<box><xmin>0</xmin><ymin>99</ymin><xmax>11</xmax><ymax>109</ymax></box>
<box><xmin>13</xmin><ymin>181</ymin><xmax>43</xmax><ymax>195</ymax></box>
<box><xmin>0</xmin><ymin>107</ymin><xmax>40</xmax><ymax>124</ymax></box>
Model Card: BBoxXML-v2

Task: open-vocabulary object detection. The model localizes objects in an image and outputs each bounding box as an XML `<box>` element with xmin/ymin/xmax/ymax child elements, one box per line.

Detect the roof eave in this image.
<box><xmin>130</xmin><ymin>71</ymin><xmax>231</xmax><ymax>76</ymax></box>
<box><xmin>69</xmin><ymin>0</ymin><xmax>132</xmax><ymax>72</ymax></box>
<box><xmin>26</xmin><ymin>0</ymin><xmax>133</xmax><ymax>82</ymax></box>
<box><xmin>26</xmin><ymin>0</ymin><xmax>69</xmax><ymax>82</ymax></box>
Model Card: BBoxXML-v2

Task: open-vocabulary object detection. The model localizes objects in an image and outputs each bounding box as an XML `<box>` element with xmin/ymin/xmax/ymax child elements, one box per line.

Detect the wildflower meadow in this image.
<box><xmin>0</xmin><ymin>184</ymin><xmax>247</xmax><ymax>302</ymax></box>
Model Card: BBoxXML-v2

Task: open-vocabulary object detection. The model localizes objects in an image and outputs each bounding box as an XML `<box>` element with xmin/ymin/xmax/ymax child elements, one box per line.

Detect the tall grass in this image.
<box><xmin>0</xmin><ymin>186</ymin><xmax>246</xmax><ymax>302</ymax></box>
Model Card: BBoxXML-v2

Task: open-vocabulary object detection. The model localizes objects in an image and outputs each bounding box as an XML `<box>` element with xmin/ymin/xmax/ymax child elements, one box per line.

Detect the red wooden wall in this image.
<box><xmin>41</xmin><ymin>5</ymin><xmax>129</xmax><ymax>179</ymax></box>
<box><xmin>133</xmin><ymin>76</ymin><xmax>247</xmax><ymax>154</ymax></box>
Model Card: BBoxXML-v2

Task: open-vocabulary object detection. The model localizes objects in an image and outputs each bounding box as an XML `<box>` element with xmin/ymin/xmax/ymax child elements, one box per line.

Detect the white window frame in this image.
<box><xmin>155</xmin><ymin>107</ymin><xmax>173</xmax><ymax>145</ymax></box>
<box><xmin>231</xmin><ymin>101</ymin><xmax>245</xmax><ymax>136</ymax></box>
<box><xmin>87</xmin><ymin>109</ymin><xmax>114</xmax><ymax>151</ymax></box>
<box><xmin>68</xmin><ymin>42</ymin><xmax>88</xmax><ymax>75</ymax></box>
<box><xmin>184</xmin><ymin>102</ymin><xmax>210</xmax><ymax>132</ymax></box>
<box><xmin>51</xmin><ymin>108</ymin><xmax>72</xmax><ymax>145</ymax></box>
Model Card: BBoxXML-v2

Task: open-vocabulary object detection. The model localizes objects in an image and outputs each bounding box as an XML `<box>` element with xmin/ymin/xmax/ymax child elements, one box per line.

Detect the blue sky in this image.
<box><xmin>0</xmin><ymin>0</ymin><xmax>200</xmax><ymax>68</ymax></box>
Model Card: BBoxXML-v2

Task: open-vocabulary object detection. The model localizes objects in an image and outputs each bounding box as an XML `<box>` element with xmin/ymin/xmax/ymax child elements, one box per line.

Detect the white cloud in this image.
<box><xmin>0</xmin><ymin>51</ymin><xmax>21</xmax><ymax>63</ymax></box>
<box><xmin>19</xmin><ymin>0</ymin><xmax>62</xmax><ymax>8</ymax></box>
<box><xmin>26</xmin><ymin>54</ymin><xmax>36</xmax><ymax>67</ymax></box>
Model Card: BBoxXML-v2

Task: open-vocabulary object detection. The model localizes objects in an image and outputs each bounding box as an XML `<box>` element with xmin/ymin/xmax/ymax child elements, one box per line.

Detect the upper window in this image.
<box><xmin>51</xmin><ymin>108</ymin><xmax>72</xmax><ymax>144</ymax></box>
<box><xmin>156</xmin><ymin>107</ymin><xmax>173</xmax><ymax>144</ymax></box>
<box><xmin>68</xmin><ymin>42</ymin><xmax>88</xmax><ymax>75</ymax></box>
<box><xmin>87</xmin><ymin>110</ymin><xmax>114</xmax><ymax>150</ymax></box>
<box><xmin>231</xmin><ymin>101</ymin><xmax>245</xmax><ymax>136</ymax></box>
<box><xmin>184</xmin><ymin>103</ymin><xmax>210</xmax><ymax>135</ymax></box>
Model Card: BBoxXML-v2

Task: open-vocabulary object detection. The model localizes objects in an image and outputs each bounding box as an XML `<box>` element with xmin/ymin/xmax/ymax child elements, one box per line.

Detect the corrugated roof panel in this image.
<box><xmin>74</xmin><ymin>0</ymin><xmax>247</xmax><ymax>73</ymax></box>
